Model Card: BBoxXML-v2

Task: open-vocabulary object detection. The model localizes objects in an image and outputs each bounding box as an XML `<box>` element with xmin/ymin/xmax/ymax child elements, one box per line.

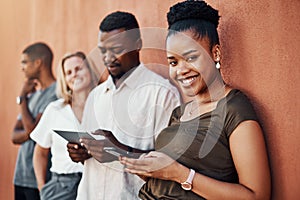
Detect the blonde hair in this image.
<box><xmin>56</xmin><ymin>51</ymin><xmax>98</xmax><ymax>104</ymax></box>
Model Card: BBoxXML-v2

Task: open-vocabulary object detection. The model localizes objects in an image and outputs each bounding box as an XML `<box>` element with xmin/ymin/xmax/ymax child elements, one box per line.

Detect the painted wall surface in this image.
<box><xmin>0</xmin><ymin>0</ymin><xmax>299</xmax><ymax>199</ymax></box>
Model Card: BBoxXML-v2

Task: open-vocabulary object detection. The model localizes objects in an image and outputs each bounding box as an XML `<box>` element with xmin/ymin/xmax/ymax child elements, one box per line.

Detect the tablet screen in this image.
<box><xmin>53</xmin><ymin>130</ymin><xmax>96</xmax><ymax>144</ymax></box>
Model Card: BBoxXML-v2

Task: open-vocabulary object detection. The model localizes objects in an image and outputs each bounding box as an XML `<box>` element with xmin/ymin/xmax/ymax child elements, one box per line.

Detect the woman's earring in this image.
<box><xmin>215</xmin><ymin>57</ymin><xmax>220</xmax><ymax>69</ymax></box>
<box><xmin>216</xmin><ymin>62</ymin><xmax>220</xmax><ymax>69</ymax></box>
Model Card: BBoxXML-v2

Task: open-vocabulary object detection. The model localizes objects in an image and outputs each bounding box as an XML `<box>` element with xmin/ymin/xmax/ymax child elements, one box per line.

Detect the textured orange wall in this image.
<box><xmin>0</xmin><ymin>0</ymin><xmax>299</xmax><ymax>199</ymax></box>
<box><xmin>218</xmin><ymin>1</ymin><xmax>300</xmax><ymax>199</ymax></box>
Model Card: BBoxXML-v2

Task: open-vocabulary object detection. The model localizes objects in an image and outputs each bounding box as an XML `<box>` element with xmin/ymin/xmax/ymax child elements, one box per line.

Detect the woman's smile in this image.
<box><xmin>178</xmin><ymin>75</ymin><xmax>198</xmax><ymax>87</ymax></box>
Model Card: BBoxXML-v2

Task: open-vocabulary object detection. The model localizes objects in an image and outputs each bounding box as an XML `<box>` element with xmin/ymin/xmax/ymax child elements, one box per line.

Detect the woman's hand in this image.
<box><xmin>120</xmin><ymin>151</ymin><xmax>182</xmax><ymax>181</ymax></box>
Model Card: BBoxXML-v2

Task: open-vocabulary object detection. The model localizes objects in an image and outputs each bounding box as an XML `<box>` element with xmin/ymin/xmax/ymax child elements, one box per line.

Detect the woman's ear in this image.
<box><xmin>212</xmin><ymin>44</ymin><xmax>221</xmax><ymax>62</ymax></box>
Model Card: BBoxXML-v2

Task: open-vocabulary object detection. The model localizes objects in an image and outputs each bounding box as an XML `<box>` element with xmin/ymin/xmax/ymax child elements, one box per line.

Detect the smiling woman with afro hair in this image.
<box><xmin>120</xmin><ymin>1</ymin><xmax>271</xmax><ymax>199</ymax></box>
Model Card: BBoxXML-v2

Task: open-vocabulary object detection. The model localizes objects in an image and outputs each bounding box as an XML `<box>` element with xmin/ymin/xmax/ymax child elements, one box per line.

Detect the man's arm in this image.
<box><xmin>11</xmin><ymin>79</ymin><xmax>41</xmax><ymax>144</ymax></box>
<box><xmin>11</xmin><ymin>112</ymin><xmax>42</xmax><ymax>144</ymax></box>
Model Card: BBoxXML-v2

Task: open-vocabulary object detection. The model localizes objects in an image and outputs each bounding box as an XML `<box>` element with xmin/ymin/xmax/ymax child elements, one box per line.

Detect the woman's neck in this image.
<box><xmin>195</xmin><ymin>78</ymin><xmax>227</xmax><ymax>105</ymax></box>
<box><xmin>70</xmin><ymin>89</ymin><xmax>91</xmax><ymax>122</ymax></box>
<box><xmin>181</xmin><ymin>78</ymin><xmax>229</xmax><ymax>121</ymax></box>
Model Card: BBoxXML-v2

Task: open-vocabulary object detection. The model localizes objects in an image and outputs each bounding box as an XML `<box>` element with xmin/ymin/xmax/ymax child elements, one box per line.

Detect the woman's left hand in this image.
<box><xmin>120</xmin><ymin>151</ymin><xmax>180</xmax><ymax>181</ymax></box>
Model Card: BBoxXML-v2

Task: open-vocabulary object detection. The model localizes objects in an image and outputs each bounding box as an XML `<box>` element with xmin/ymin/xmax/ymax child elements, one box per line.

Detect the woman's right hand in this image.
<box><xmin>38</xmin><ymin>183</ymin><xmax>45</xmax><ymax>191</ymax></box>
<box><xmin>119</xmin><ymin>151</ymin><xmax>184</xmax><ymax>182</ymax></box>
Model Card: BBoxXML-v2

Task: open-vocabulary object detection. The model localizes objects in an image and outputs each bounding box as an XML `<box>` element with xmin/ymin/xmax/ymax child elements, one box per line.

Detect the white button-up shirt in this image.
<box><xmin>30</xmin><ymin>99</ymin><xmax>83</xmax><ymax>174</ymax></box>
<box><xmin>76</xmin><ymin>64</ymin><xmax>181</xmax><ymax>200</ymax></box>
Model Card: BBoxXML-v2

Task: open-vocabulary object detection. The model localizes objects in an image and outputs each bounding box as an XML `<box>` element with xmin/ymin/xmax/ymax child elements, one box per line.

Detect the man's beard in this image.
<box><xmin>108</xmin><ymin>70</ymin><xmax>125</xmax><ymax>81</ymax></box>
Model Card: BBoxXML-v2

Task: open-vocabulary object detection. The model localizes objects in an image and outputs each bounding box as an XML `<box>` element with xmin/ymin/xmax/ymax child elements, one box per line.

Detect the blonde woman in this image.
<box><xmin>30</xmin><ymin>52</ymin><xmax>98</xmax><ymax>200</ymax></box>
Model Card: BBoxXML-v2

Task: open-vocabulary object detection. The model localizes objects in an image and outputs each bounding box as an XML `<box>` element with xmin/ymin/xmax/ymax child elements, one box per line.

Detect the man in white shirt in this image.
<box><xmin>67</xmin><ymin>11</ymin><xmax>181</xmax><ymax>200</ymax></box>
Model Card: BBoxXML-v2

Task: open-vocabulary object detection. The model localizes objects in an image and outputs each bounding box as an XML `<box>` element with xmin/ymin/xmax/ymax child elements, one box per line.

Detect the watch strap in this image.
<box><xmin>181</xmin><ymin>168</ymin><xmax>195</xmax><ymax>190</ymax></box>
<box><xmin>185</xmin><ymin>169</ymin><xmax>195</xmax><ymax>184</ymax></box>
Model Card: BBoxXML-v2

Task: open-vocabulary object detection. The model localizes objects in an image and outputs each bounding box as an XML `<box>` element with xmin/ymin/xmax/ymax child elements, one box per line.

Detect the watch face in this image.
<box><xmin>181</xmin><ymin>182</ymin><xmax>192</xmax><ymax>190</ymax></box>
<box><xmin>16</xmin><ymin>96</ymin><xmax>23</xmax><ymax>104</ymax></box>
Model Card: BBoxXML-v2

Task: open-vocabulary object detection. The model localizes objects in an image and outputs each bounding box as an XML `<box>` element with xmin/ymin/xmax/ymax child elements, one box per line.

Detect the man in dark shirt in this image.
<box><xmin>11</xmin><ymin>42</ymin><xmax>57</xmax><ymax>200</ymax></box>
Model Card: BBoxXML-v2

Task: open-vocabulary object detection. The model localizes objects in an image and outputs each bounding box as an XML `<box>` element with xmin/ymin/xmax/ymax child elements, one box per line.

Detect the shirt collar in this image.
<box><xmin>104</xmin><ymin>63</ymin><xmax>145</xmax><ymax>92</ymax></box>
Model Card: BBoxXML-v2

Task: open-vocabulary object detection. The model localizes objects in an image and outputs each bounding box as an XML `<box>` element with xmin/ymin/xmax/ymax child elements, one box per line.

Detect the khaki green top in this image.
<box><xmin>139</xmin><ymin>89</ymin><xmax>259</xmax><ymax>200</ymax></box>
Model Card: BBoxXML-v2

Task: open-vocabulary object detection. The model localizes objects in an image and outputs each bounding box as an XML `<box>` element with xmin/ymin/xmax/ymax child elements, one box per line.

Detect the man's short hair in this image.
<box><xmin>22</xmin><ymin>42</ymin><xmax>53</xmax><ymax>68</ymax></box>
<box><xmin>99</xmin><ymin>11</ymin><xmax>141</xmax><ymax>41</ymax></box>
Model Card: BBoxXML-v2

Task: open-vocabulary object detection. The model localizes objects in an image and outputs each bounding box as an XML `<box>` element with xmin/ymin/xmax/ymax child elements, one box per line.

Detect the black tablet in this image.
<box><xmin>53</xmin><ymin>129</ymin><xmax>95</xmax><ymax>144</ymax></box>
